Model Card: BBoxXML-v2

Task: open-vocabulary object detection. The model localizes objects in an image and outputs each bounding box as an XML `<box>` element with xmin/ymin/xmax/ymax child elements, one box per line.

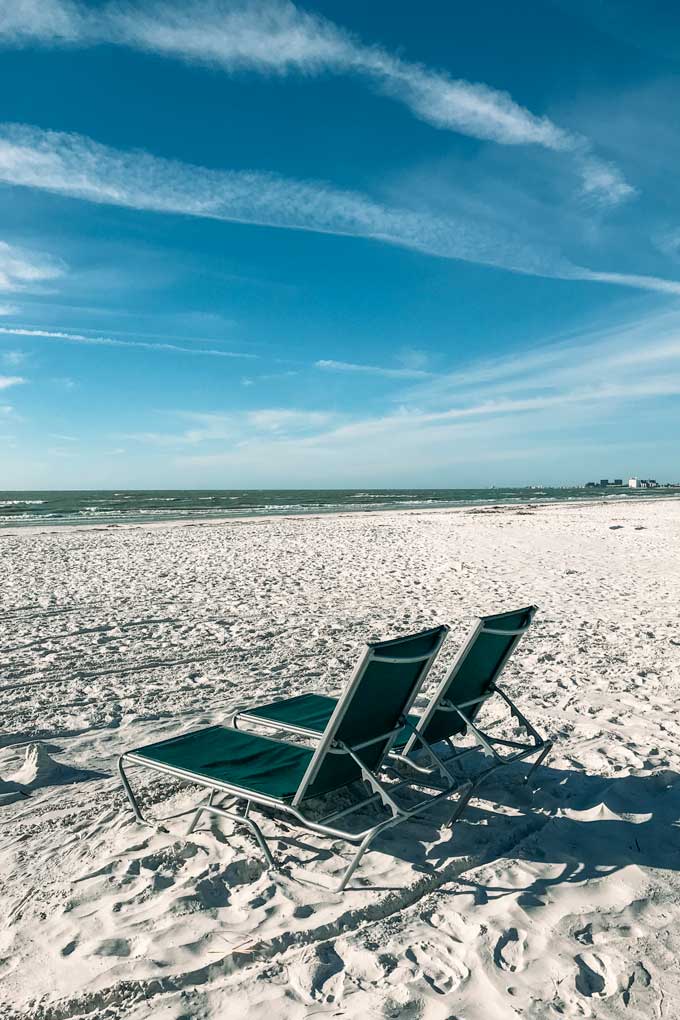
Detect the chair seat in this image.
<box><xmin>245</xmin><ymin>692</ymin><xmax>338</xmax><ymax>732</ymax></box>
<box><xmin>132</xmin><ymin>725</ymin><xmax>314</xmax><ymax>801</ymax></box>
<box><xmin>246</xmin><ymin>692</ymin><xmax>421</xmax><ymax>751</ymax></box>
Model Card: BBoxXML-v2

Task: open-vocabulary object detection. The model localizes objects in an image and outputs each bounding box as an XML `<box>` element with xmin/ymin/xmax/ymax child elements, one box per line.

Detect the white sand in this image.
<box><xmin>1</xmin><ymin>498</ymin><xmax>680</xmax><ymax>1019</ymax></box>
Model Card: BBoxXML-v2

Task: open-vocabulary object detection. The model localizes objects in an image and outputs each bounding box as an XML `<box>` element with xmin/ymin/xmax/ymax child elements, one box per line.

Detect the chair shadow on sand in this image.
<box><xmin>266</xmin><ymin>753</ymin><xmax>680</xmax><ymax>892</ymax></box>
<box><xmin>401</xmin><ymin>754</ymin><xmax>680</xmax><ymax>891</ymax></box>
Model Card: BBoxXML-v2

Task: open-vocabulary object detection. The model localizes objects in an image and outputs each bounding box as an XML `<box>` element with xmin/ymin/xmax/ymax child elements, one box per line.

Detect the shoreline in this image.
<box><xmin>1</xmin><ymin>490</ymin><xmax>679</xmax><ymax>537</ymax></box>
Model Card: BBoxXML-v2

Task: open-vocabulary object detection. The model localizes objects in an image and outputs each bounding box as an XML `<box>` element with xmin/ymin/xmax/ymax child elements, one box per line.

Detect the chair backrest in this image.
<box><xmin>402</xmin><ymin>606</ymin><xmax>537</xmax><ymax>754</ymax></box>
<box><xmin>292</xmin><ymin>624</ymin><xmax>448</xmax><ymax>805</ymax></box>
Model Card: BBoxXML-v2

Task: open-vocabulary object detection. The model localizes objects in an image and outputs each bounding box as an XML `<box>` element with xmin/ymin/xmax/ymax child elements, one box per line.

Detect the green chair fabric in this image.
<box><xmin>134</xmin><ymin>725</ymin><xmax>314</xmax><ymax>801</ymax></box>
<box><xmin>245</xmin><ymin>691</ymin><xmax>420</xmax><ymax>752</ymax></box>
<box><xmin>237</xmin><ymin>609</ymin><xmax>535</xmax><ymax>759</ymax></box>
<box><xmin>246</xmin><ymin>692</ymin><xmax>336</xmax><ymax>733</ymax></box>
<box><xmin>418</xmin><ymin>607</ymin><xmax>534</xmax><ymax>746</ymax></box>
<box><xmin>303</xmin><ymin>626</ymin><xmax>447</xmax><ymax>800</ymax></box>
<box><xmin>133</xmin><ymin>625</ymin><xmax>446</xmax><ymax>807</ymax></box>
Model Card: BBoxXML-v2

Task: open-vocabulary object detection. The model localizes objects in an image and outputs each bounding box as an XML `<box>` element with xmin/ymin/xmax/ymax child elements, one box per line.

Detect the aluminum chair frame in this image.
<box><xmin>234</xmin><ymin>608</ymin><xmax>552</xmax><ymax>828</ymax></box>
<box><xmin>118</xmin><ymin>627</ymin><xmax>465</xmax><ymax>892</ymax></box>
<box><xmin>392</xmin><ymin>609</ymin><xmax>552</xmax><ymax>807</ymax></box>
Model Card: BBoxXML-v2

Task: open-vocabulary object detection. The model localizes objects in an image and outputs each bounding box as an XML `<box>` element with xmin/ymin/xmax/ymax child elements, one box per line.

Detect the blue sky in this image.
<box><xmin>1</xmin><ymin>0</ymin><xmax>680</xmax><ymax>488</ymax></box>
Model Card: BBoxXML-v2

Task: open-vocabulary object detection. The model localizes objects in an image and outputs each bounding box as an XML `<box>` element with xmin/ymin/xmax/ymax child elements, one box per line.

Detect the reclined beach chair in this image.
<box><xmin>233</xmin><ymin>607</ymin><xmax>551</xmax><ymax>825</ymax></box>
<box><xmin>118</xmin><ymin>624</ymin><xmax>462</xmax><ymax>891</ymax></box>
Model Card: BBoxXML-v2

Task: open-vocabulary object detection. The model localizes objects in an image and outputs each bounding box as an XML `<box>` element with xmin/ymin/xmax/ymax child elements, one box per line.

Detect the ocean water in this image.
<box><xmin>0</xmin><ymin>486</ymin><xmax>677</xmax><ymax>528</ymax></box>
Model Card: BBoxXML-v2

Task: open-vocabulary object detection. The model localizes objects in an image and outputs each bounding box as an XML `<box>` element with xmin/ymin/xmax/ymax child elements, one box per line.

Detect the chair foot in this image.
<box><xmin>335</xmin><ymin>817</ymin><xmax>398</xmax><ymax>892</ymax></box>
<box><xmin>524</xmin><ymin>742</ymin><xmax>552</xmax><ymax>787</ymax></box>
<box><xmin>118</xmin><ymin>756</ymin><xmax>150</xmax><ymax>825</ymax></box>
<box><xmin>188</xmin><ymin>802</ymin><xmax>278</xmax><ymax>872</ymax></box>
<box><xmin>446</xmin><ymin>779</ymin><xmax>476</xmax><ymax>829</ymax></box>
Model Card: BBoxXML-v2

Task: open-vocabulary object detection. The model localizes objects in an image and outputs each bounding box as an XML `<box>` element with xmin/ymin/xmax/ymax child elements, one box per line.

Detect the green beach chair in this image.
<box><xmin>233</xmin><ymin>607</ymin><xmax>552</xmax><ymax>827</ymax></box>
<box><xmin>118</xmin><ymin>624</ymin><xmax>458</xmax><ymax>891</ymax></box>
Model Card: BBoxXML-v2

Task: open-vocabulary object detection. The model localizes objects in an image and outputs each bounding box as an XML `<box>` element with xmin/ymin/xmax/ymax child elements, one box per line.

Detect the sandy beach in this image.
<box><xmin>2</xmin><ymin>498</ymin><xmax>680</xmax><ymax>1019</ymax></box>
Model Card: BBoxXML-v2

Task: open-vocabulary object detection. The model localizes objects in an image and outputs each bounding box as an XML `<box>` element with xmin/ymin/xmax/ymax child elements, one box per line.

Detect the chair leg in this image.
<box><xmin>118</xmin><ymin>756</ymin><xmax>150</xmax><ymax>825</ymax></box>
<box><xmin>188</xmin><ymin>802</ymin><xmax>278</xmax><ymax>871</ymax></box>
<box><xmin>335</xmin><ymin>817</ymin><xmax>397</xmax><ymax>892</ymax></box>
<box><xmin>187</xmin><ymin>788</ymin><xmax>217</xmax><ymax>835</ymax></box>
<box><xmin>446</xmin><ymin>779</ymin><xmax>476</xmax><ymax>829</ymax></box>
<box><xmin>524</xmin><ymin>742</ymin><xmax>552</xmax><ymax>786</ymax></box>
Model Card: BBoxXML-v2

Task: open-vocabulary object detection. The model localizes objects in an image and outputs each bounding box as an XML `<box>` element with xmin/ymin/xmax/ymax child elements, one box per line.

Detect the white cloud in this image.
<box><xmin>0</xmin><ymin>324</ymin><xmax>256</xmax><ymax>358</ymax></box>
<box><xmin>0</xmin><ymin>303</ymin><xmax>19</xmax><ymax>315</ymax></box>
<box><xmin>316</xmin><ymin>359</ymin><xmax>431</xmax><ymax>379</ymax></box>
<box><xmin>113</xmin><ymin>2</ymin><xmax>574</xmax><ymax>151</ymax></box>
<box><xmin>1</xmin><ymin>350</ymin><xmax>26</xmax><ymax>367</ymax></box>
<box><xmin>0</xmin><ymin>0</ymin><xmax>630</xmax><ymax>204</ymax></box>
<box><xmin>577</xmin><ymin>155</ymin><xmax>635</xmax><ymax>207</ymax></box>
<box><xmin>0</xmin><ymin>240</ymin><xmax>63</xmax><ymax>292</ymax></box>
<box><xmin>398</xmin><ymin>308</ymin><xmax>680</xmax><ymax>414</ymax></box>
<box><xmin>119</xmin><ymin>406</ymin><xmax>333</xmax><ymax>447</ymax></box>
<box><xmin>573</xmin><ymin>269</ymin><xmax>680</xmax><ymax>295</ymax></box>
<box><xmin>247</xmin><ymin>407</ymin><xmax>330</xmax><ymax>431</ymax></box>
<box><xmin>0</xmin><ymin>375</ymin><xmax>25</xmax><ymax>390</ymax></box>
<box><xmin>0</xmin><ymin>124</ymin><xmax>671</xmax><ymax>292</ymax></box>
<box><xmin>89</xmin><ymin>307</ymin><xmax>680</xmax><ymax>486</ymax></box>
<box><xmin>167</xmin><ymin>306</ymin><xmax>680</xmax><ymax>478</ymax></box>
<box><xmin>0</xmin><ymin>0</ymin><xmax>83</xmax><ymax>43</ymax></box>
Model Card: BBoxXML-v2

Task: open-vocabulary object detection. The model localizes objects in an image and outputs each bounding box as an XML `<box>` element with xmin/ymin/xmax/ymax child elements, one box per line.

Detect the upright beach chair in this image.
<box><xmin>234</xmin><ymin>607</ymin><xmax>552</xmax><ymax>826</ymax></box>
<box><xmin>119</xmin><ymin>624</ymin><xmax>462</xmax><ymax>891</ymax></box>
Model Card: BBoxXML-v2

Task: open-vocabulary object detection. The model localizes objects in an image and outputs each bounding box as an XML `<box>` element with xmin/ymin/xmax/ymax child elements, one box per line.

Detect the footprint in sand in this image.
<box><xmin>288</xmin><ymin>942</ymin><xmax>346</xmax><ymax>1005</ymax></box>
<box><xmin>493</xmin><ymin>927</ymin><xmax>527</xmax><ymax>973</ymax></box>
<box><xmin>574</xmin><ymin>951</ymin><xmax>616</xmax><ymax>997</ymax></box>
<box><xmin>411</xmin><ymin>941</ymin><xmax>469</xmax><ymax>995</ymax></box>
<box><xmin>622</xmin><ymin>961</ymin><xmax>656</xmax><ymax>1009</ymax></box>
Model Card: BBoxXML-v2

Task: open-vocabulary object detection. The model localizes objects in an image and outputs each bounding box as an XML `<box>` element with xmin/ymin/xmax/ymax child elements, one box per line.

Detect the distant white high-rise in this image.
<box><xmin>628</xmin><ymin>477</ymin><xmax>639</xmax><ymax>488</ymax></box>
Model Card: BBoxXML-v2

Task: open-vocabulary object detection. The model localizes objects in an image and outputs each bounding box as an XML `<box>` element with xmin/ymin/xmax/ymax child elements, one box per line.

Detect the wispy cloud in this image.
<box><xmin>398</xmin><ymin>307</ymin><xmax>680</xmax><ymax>411</ymax></box>
<box><xmin>0</xmin><ymin>375</ymin><xmax>25</xmax><ymax>390</ymax></box>
<box><xmin>101</xmin><ymin>306</ymin><xmax>680</xmax><ymax>485</ymax></box>
<box><xmin>0</xmin><ymin>0</ymin><xmax>82</xmax><ymax>43</ymax></box>
<box><xmin>164</xmin><ymin>306</ymin><xmax>680</xmax><ymax>481</ymax></box>
<box><xmin>0</xmin><ymin>124</ymin><xmax>672</xmax><ymax>292</ymax></box>
<box><xmin>246</xmin><ymin>408</ymin><xmax>330</xmax><ymax>431</ymax></box>
<box><xmin>0</xmin><ymin>0</ymin><xmax>631</xmax><ymax>204</ymax></box>
<box><xmin>316</xmin><ymin>359</ymin><xmax>431</xmax><ymax>379</ymax></box>
<box><xmin>0</xmin><ymin>240</ymin><xmax>63</xmax><ymax>292</ymax></box>
<box><xmin>241</xmin><ymin>369</ymin><xmax>299</xmax><ymax>386</ymax></box>
<box><xmin>577</xmin><ymin>155</ymin><xmax>635</xmax><ymax>206</ymax></box>
<box><xmin>119</xmin><ymin>406</ymin><xmax>332</xmax><ymax>446</ymax></box>
<box><xmin>0</xmin><ymin>302</ymin><xmax>19</xmax><ymax>315</ymax></box>
<box><xmin>1</xmin><ymin>349</ymin><xmax>27</xmax><ymax>367</ymax></box>
<box><xmin>0</xmin><ymin>324</ymin><xmax>256</xmax><ymax>358</ymax></box>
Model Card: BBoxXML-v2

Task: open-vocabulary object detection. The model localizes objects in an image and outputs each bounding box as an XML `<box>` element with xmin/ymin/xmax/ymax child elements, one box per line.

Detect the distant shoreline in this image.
<box><xmin>2</xmin><ymin>490</ymin><xmax>679</xmax><ymax>537</ymax></box>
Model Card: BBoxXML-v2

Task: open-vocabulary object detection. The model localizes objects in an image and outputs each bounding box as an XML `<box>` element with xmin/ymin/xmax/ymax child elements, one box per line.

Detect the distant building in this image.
<box><xmin>629</xmin><ymin>477</ymin><xmax>659</xmax><ymax>489</ymax></box>
<box><xmin>600</xmin><ymin>479</ymin><xmax>609</xmax><ymax>487</ymax></box>
<box><xmin>613</xmin><ymin>479</ymin><xmax>623</xmax><ymax>486</ymax></box>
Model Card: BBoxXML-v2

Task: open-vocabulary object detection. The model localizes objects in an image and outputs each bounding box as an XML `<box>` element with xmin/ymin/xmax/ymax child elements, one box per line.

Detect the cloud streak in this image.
<box><xmin>316</xmin><ymin>359</ymin><xmax>431</xmax><ymax>379</ymax></box>
<box><xmin>119</xmin><ymin>407</ymin><xmax>331</xmax><ymax>446</ymax></box>
<box><xmin>0</xmin><ymin>240</ymin><xmax>64</xmax><ymax>292</ymax></box>
<box><xmin>0</xmin><ymin>324</ymin><xmax>257</xmax><ymax>358</ymax></box>
<box><xmin>0</xmin><ymin>0</ymin><xmax>631</xmax><ymax>204</ymax></box>
<box><xmin>107</xmin><ymin>307</ymin><xmax>680</xmax><ymax>487</ymax></box>
<box><xmin>0</xmin><ymin>124</ymin><xmax>673</xmax><ymax>293</ymax></box>
<box><xmin>0</xmin><ymin>375</ymin><xmax>25</xmax><ymax>390</ymax></box>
